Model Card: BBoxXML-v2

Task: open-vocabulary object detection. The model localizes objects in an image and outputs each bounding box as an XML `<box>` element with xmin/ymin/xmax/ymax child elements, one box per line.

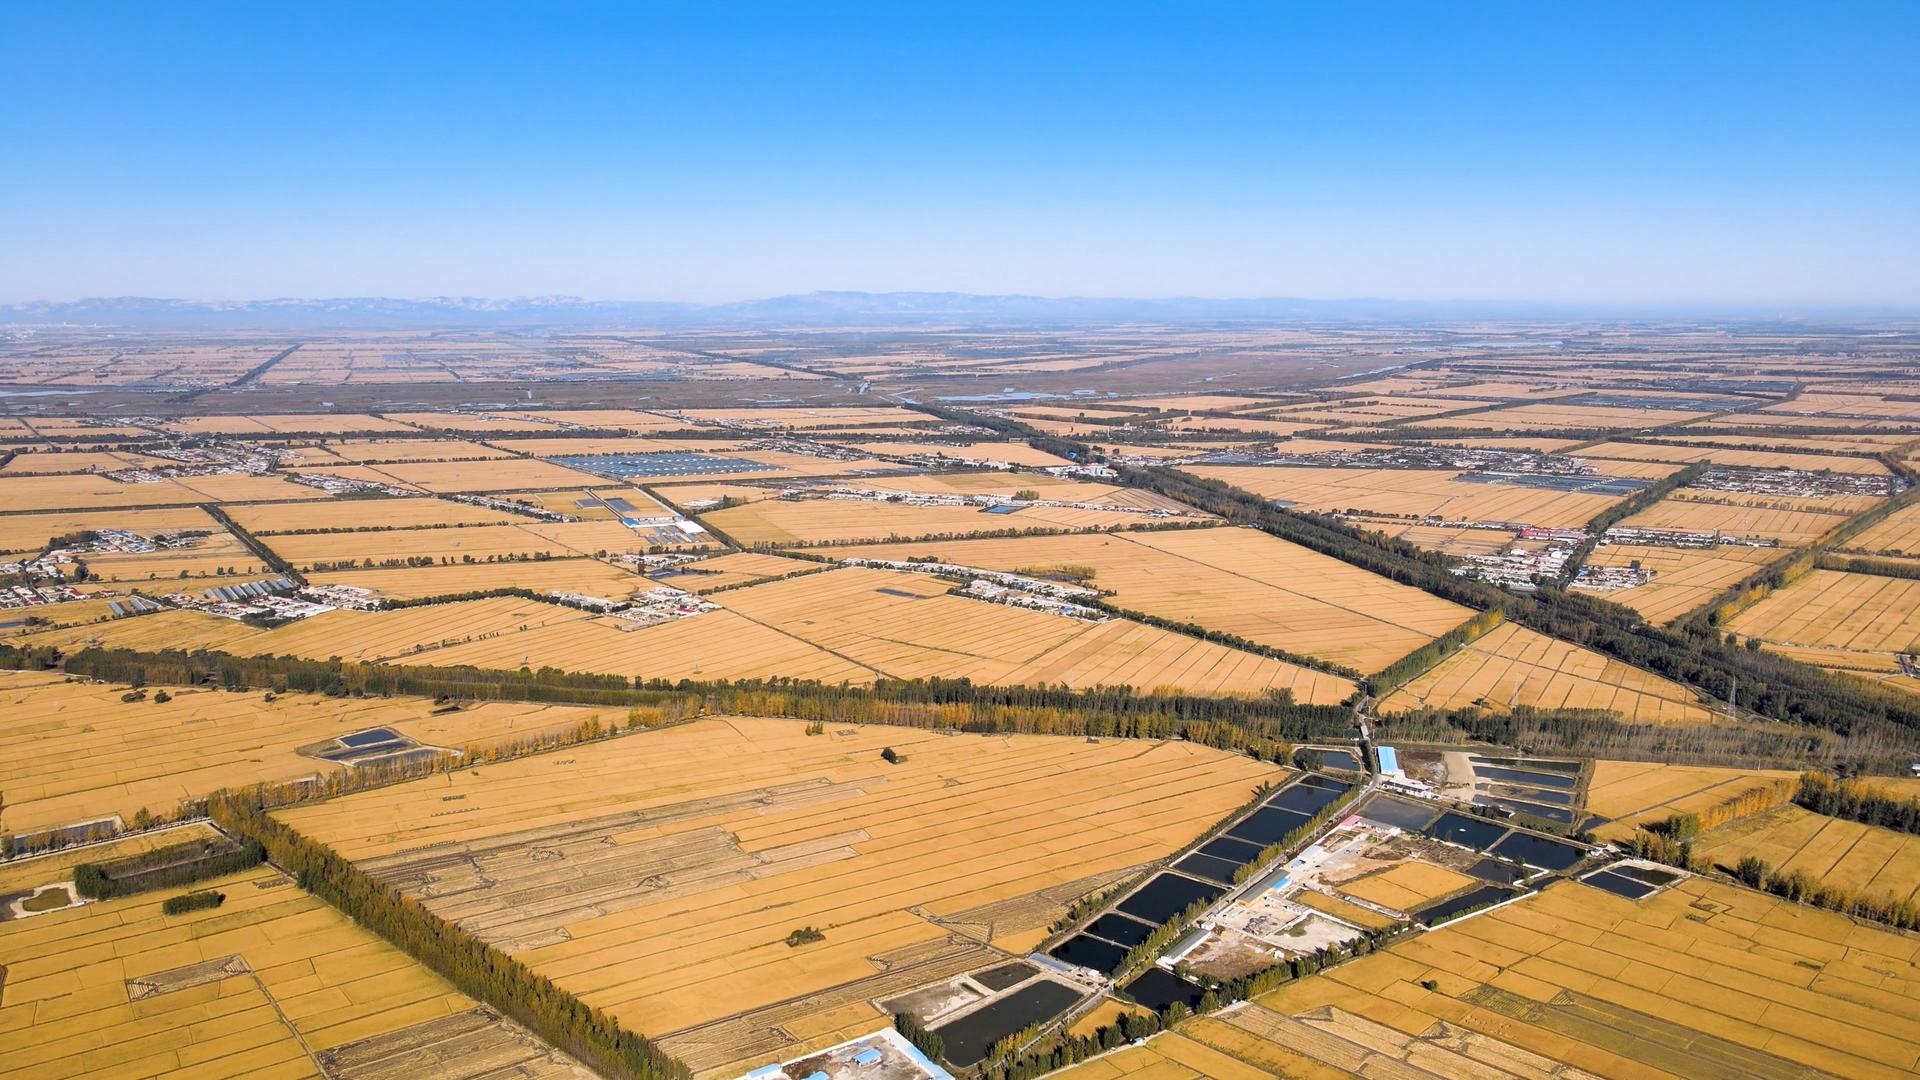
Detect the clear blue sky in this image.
<box><xmin>3</xmin><ymin>2</ymin><xmax>1916</xmax><ymax>306</ymax></box>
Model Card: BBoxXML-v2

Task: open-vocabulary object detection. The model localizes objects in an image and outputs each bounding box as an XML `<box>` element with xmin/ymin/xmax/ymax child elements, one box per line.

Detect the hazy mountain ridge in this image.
<box><xmin>1</xmin><ymin>292</ymin><xmax>1901</xmax><ymax>330</ymax></box>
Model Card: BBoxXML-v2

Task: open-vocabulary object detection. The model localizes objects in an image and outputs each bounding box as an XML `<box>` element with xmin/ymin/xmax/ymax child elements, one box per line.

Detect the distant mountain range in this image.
<box><xmin>0</xmin><ymin>292</ymin><xmax>1903</xmax><ymax>330</ymax></box>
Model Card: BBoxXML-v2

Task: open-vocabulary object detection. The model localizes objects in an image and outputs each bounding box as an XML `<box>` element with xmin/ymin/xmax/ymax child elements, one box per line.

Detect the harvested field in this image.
<box><xmin>837</xmin><ymin>527</ymin><xmax>1469</xmax><ymax>672</ymax></box>
<box><xmin>1727</xmin><ymin>568</ymin><xmax>1920</xmax><ymax>654</ymax></box>
<box><xmin>0</xmin><ymin>668</ymin><xmax>621</xmax><ymax>834</ymax></box>
<box><xmin>170</xmin><ymin>412</ymin><xmax>421</xmax><ymax>435</ymax></box>
<box><xmin>1695</xmin><ymin>804</ymin><xmax>1920</xmax><ymax>903</ymax></box>
<box><xmin>380</xmin><ymin>411</ymin><xmax>567</xmax><ymax>433</ymax></box>
<box><xmin>675</xmin><ymin>406</ymin><xmax>930</xmax><ymax>429</ymax></box>
<box><xmin>1582</xmin><ymin>543</ymin><xmax>1785</xmax><ymax>624</ymax></box>
<box><xmin>309</xmin><ymin>557</ymin><xmax>647</xmax><ymax>601</ymax></box>
<box><xmin>1582</xmin><ymin>760</ymin><xmax>1799</xmax><ymax>842</ymax></box>
<box><xmin>275</xmin><ymin>716</ymin><xmax>1283</xmax><ymax>1070</ymax></box>
<box><xmin>698</xmin><ymin>497</ymin><xmax>1175</xmax><ymax>546</ymax></box>
<box><xmin>850</xmin><ymin>471</ymin><xmax>1196</xmax><ymax>513</ymax></box>
<box><xmin>0</xmin><ymin>856</ymin><xmax>591</xmax><ymax>1079</ymax></box>
<box><xmin>1168</xmin><ymin>876</ymin><xmax>1920</xmax><ymax>1079</ymax></box>
<box><xmin>1181</xmin><ymin>465</ymin><xmax>1623</xmax><ymax>529</ymax></box>
<box><xmin>1378</xmin><ymin>622</ymin><xmax>1715</xmax><ymax>724</ymax></box>
<box><xmin>73</xmin><ymin>530</ymin><xmax>265</xmax><ymax>584</ymax></box>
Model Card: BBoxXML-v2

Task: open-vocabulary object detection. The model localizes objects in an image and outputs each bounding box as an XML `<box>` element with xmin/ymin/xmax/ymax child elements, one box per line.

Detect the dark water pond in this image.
<box><xmin>932</xmin><ymin>979</ymin><xmax>1084</xmax><ymax>1065</ymax></box>
<box><xmin>1115</xmin><ymin>873</ymin><xmax>1225</xmax><ymax>926</ymax></box>
<box><xmin>1426</xmin><ymin>811</ymin><xmax>1509</xmax><ymax>851</ymax></box>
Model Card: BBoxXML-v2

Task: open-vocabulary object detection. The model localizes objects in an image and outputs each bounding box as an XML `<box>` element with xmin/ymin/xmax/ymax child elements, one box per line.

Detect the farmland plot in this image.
<box><xmin>1160</xmin><ymin>876</ymin><xmax>1920</xmax><ymax>1079</ymax></box>
<box><xmin>276</xmin><ymin>716</ymin><xmax>1283</xmax><ymax>1073</ymax></box>
<box><xmin>1378</xmin><ymin>623</ymin><xmax>1716</xmax><ymax>724</ymax></box>
<box><xmin>1728</xmin><ymin>569</ymin><xmax>1920</xmax><ymax>654</ymax></box>
<box><xmin>839</xmin><ymin>527</ymin><xmax>1468</xmax><ymax>672</ymax></box>
<box><xmin>698</xmin><ymin>497</ymin><xmax>1176</xmax><ymax>546</ymax></box>
<box><xmin>0</xmin><ymin>668</ymin><xmax>620</xmax><ymax>835</ymax></box>
<box><xmin>1180</xmin><ymin>465</ymin><xmax>1623</xmax><ymax>529</ymax></box>
<box><xmin>1582</xmin><ymin>760</ymin><xmax>1799</xmax><ymax>842</ymax></box>
<box><xmin>0</xmin><ymin>856</ymin><xmax>592</xmax><ymax>1079</ymax></box>
<box><xmin>1695</xmin><ymin>804</ymin><xmax>1920</xmax><ymax>903</ymax></box>
<box><xmin>309</xmin><ymin>557</ymin><xmax>647</xmax><ymax>601</ymax></box>
<box><xmin>1582</xmin><ymin>543</ymin><xmax>1784</xmax><ymax>624</ymax></box>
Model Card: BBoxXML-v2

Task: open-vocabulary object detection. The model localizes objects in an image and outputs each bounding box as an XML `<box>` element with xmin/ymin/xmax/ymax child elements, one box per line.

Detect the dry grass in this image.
<box><xmin>276</xmin><ymin>716</ymin><xmax>1283</xmax><ymax>1056</ymax></box>
<box><xmin>1378</xmin><ymin>623</ymin><xmax>1715</xmax><ymax>724</ymax></box>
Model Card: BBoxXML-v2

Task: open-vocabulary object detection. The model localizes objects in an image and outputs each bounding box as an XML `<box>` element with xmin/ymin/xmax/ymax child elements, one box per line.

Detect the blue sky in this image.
<box><xmin>3</xmin><ymin>2</ymin><xmax>1917</xmax><ymax>306</ymax></box>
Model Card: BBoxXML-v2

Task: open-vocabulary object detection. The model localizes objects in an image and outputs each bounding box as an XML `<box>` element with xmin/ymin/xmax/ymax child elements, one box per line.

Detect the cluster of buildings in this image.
<box><xmin>165</xmin><ymin>576</ymin><xmax>335</xmax><ymax>622</ymax></box>
<box><xmin>845</xmin><ymin>557</ymin><xmax>1108</xmax><ymax>621</ymax></box>
<box><xmin>1603</xmin><ymin>525</ymin><xmax>1779</xmax><ymax>549</ymax></box>
<box><xmin>1693</xmin><ymin>465</ymin><xmax>1903</xmax><ymax>499</ymax></box>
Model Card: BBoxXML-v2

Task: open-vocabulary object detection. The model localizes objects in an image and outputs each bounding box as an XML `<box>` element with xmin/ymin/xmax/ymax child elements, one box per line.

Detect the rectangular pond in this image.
<box><xmin>1082</xmin><ymin>913</ymin><xmax>1157</xmax><ymax>949</ymax></box>
<box><xmin>1416</xmin><ymin>884</ymin><xmax>1518</xmax><ymax>926</ymax></box>
<box><xmin>1115</xmin><ymin>873</ymin><xmax>1225</xmax><ymax>927</ymax></box>
<box><xmin>1048</xmin><ymin>934</ymin><xmax>1128</xmax><ymax>976</ymax></box>
<box><xmin>931</xmin><ymin>979</ymin><xmax>1084</xmax><ymax>1066</ymax></box>
<box><xmin>1172</xmin><ymin>852</ymin><xmax>1244</xmax><ymax>885</ymax></box>
<box><xmin>1227</xmin><ymin>806</ymin><xmax>1314</xmax><ymax>847</ymax></box>
<box><xmin>1426</xmin><ymin>811</ymin><xmax>1510</xmax><ymax>851</ymax></box>
<box><xmin>1489</xmin><ymin>830</ymin><xmax>1586</xmax><ymax>871</ymax></box>
<box><xmin>1121</xmin><ymin>968</ymin><xmax>1207</xmax><ymax>1012</ymax></box>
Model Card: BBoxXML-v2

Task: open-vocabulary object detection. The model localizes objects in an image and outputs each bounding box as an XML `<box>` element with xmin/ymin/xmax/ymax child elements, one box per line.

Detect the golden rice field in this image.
<box><xmin>168</xmin><ymin>412</ymin><xmax>421</xmax><ymax>435</ymax></box>
<box><xmin>312</xmin><ymin>458</ymin><xmax>615</xmax><ymax>494</ymax></box>
<box><xmin>1350</xmin><ymin>519</ymin><xmax>1518</xmax><ymax>557</ymax></box>
<box><xmin>404</xmin><ymin>567</ymin><xmax>1354</xmax><ymax>700</ymax></box>
<box><xmin>1727</xmin><ymin>569</ymin><xmax>1920</xmax><ymax>654</ymax></box>
<box><xmin>1123</xmin><ymin>876</ymin><xmax>1920</xmax><ymax>1080</ymax></box>
<box><xmin>0</xmin><ymin>856</ymin><xmax>591</xmax><ymax>1079</ymax></box>
<box><xmin>1843</xmin><ymin>500</ymin><xmax>1920</xmax><ymax>555</ymax></box>
<box><xmin>17</xmin><ymin>595</ymin><xmax>585</xmax><ymax>662</ymax></box>
<box><xmin>837</xmin><ymin>440</ymin><xmax>1074</xmax><ymax>468</ymax></box>
<box><xmin>1334</xmin><ymin>862</ymin><xmax>1478</xmax><ymax>914</ymax></box>
<box><xmin>227</xmin><ymin>497</ymin><xmax>523</xmax><ymax>533</ymax></box>
<box><xmin>1581</xmin><ymin>543</ymin><xmax>1785</xmax><ymax>624</ymax></box>
<box><xmin>1180</xmin><ymin>465</ymin><xmax>1621</xmax><ymax>529</ymax></box>
<box><xmin>522</xmin><ymin>408</ymin><xmax>696</xmax><ymax>431</ymax></box>
<box><xmin>320</xmin><ymin>438</ymin><xmax>513</xmax><ymax>462</ymax></box>
<box><xmin>0</xmin><ymin>450</ymin><xmax>171</xmax><ymax>475</ymax></box>
<box><xmin>0</xmin><ymin>507</ymin><xmax>225</xmax><ymax>554</ymax></box>
<box><xmin>850</xmin><ymin>471</ymin><xmax>1196</xmax><ymax>513</ymax></box>
<box><xmin>1582</xmin><ymin>760</ymin><xmax>1799</xmax><ymax>842</ymax></box>
<box><xmin>261</xmin><ymin>520</ymin><xmax>667</xmax><ymax>568</ymax></box>
<box><xmin>1108</xmin><ymin>394</ymin><xmax>1280</xmax><ymax>412</ymax></box>
<box><xmin>379</xmin><ymin>410</ymin><xmax>566</xmax><ymax>432</ymax></box>
<box><xmin>839</xmin><ymin>527</ymin><xmax>1470</xmax><ymax>673</ymax></box>
<box><xmin>675</xmin><ymin>405</ymin><xmax>930</xmax><ymax>428</ymax></box>
<box><xmin>276</xmin><ymin>716</ymin><xmax>1285</xmax><ymax>1071</ymax></box>
<box><xmin>1616</xmin><ymin>493</ymin><xmax>1853</xmax><ymax>545</ymax></box>
<box><xmin>697</xmin><ymin>496</ymin><xmax>1175</xmax><ymax>546</ymax></box>
<box><xmin>661</xmin><ymin>550</ymin><xmax>820</xmax><ymax>592</ymax></box>
<box><xmin>1406</xmin><ymin>401</ymin><xmax>1712</xmax><ymax>431</ymax></box>
<box><xmin>1378</xmin><ymin>623</ymin><xmax>1715</xmax><ymax>724</ymax></box>
<box><xmin>1695</xmin><ymin>805</ymin><xmax>1920</xmax><ymax>904</ymax></box>
<box><xmin>308</xmin><ymin>557</ymin><xmax>647</xmax><ymax>601</ymax></box>
<box><xmin>1577</xmin><ymin>440</ymin><xmax>1893</xmax><ymax>473</ymax></box>
<box><xmin>0</xmin><ymin>669</ymin><xmax>620</xmax><ymax>835</ymax></box>
<box><xmin>1163</xmin><ymin>415</ymin><xmax>1328</xmax><ymax>437</ymax></box>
